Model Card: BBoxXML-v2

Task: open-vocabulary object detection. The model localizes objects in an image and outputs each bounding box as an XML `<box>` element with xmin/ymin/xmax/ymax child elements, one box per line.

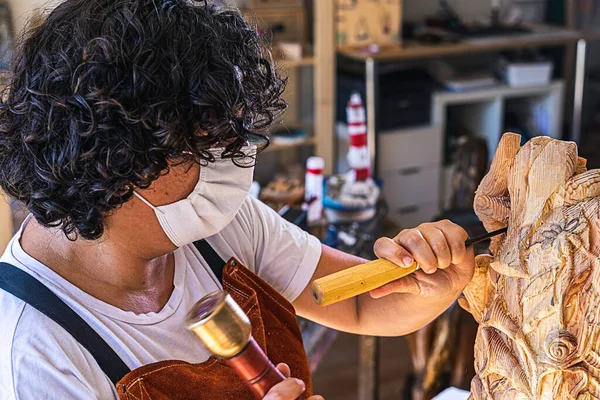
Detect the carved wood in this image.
<box><xmin>460</xmin><ymin>133</ymin><xmax>600</xmax><ymax>399</ymax></box>
<box><xmin>450</xmin><ymin>136</ymin><xmax>489</xmax><ymax>211</ymax></box>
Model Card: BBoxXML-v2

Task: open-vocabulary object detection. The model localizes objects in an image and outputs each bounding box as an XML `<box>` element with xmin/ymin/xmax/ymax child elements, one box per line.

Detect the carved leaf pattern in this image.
<box><xmin>466</xmin><ymin>134</ymin><xmax>600</xmax><ymax>399</ymax></box>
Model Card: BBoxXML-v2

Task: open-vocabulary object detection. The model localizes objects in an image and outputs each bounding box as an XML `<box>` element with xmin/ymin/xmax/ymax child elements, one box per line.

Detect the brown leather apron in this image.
<box><xmin>117</xmin><ymin>257</ymin><xmax>314</xmax><ymax>399</ymax></box>
<box><xmin>0</xmin><ymin>239</ymin><xmax>313</xmax><ymax>400</ymax></box>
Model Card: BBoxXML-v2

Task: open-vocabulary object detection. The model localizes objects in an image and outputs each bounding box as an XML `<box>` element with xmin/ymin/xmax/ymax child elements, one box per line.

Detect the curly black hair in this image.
<box><xmin>0</xmin><ymin>0</ymin><xmax>287</xmax><ymax>240</ymax></box>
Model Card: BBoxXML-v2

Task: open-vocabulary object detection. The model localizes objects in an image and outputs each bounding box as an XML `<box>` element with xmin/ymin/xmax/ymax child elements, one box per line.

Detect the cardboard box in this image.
<box><xmin>246</xmin><ymin>8</ymin><xmax>306</xmax><ymax>44</ymax></box>
<box><xmin>335</xmin><ymin>0</ymin><xmax>402</xmax><ymax>47</ymax></box>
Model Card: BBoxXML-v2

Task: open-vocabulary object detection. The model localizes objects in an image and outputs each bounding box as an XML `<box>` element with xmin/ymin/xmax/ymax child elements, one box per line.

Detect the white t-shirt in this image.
<box><xmin>0</xmin><ymin>196</ymin><xmax>322</xmax><ymax>400</ymax></box>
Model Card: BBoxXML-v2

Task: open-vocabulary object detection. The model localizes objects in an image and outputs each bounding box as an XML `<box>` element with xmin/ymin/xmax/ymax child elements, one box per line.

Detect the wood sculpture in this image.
<box><xmin>459</xmin><ymin>132</ymin><xmax>600</xmax><ymax>399</ymax></box>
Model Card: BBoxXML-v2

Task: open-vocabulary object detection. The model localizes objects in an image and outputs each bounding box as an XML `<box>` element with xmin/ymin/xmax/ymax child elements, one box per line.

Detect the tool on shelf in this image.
<box><xmin>311</xmin><ymin>227</ymin><xmax>508</xmax><ymax>306</ymax></box>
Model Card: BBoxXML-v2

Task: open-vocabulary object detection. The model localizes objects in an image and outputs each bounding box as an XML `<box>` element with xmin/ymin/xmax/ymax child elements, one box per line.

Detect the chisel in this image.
<box><xmin>311</xmin><ymin>227</ymin><xmax>507</xmax><ymax>306</ymax></box>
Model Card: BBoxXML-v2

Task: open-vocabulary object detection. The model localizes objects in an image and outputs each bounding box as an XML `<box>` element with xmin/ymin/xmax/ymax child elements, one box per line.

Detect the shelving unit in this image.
<box><xmin>434</xmin><ymin>81</ymin><xmax>564</xmax><ymax>161</ymax></box>
<box><xmin>246</xmin><ymin>0</ymin><xmax>336</xmax><ymax>175</ymax></box>
<box><xmin>377</xmin><ymin>81</ymin><xmax>564</xmax><ymax>229</ymax></box>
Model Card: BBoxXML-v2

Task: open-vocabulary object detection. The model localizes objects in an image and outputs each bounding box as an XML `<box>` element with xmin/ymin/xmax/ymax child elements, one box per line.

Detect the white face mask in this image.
<box><xmin>135</xmin><ymin>148</ymin><xmax>255</xmax><ymax>247</ymax></box>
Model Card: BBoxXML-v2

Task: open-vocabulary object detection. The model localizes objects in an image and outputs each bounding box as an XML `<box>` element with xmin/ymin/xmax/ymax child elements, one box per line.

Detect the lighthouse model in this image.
<box><xmin>346</xmin><ymin>92</ymin><xmax>371</xmax><ymax>183</ymax></box>
<box><xmin>321</xmin><ymin>92</ymin><xmax>380</xmax><ymax>222</ymax></box>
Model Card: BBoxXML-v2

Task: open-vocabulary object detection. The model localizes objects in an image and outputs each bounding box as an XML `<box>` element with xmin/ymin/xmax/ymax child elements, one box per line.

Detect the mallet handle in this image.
<box><xmin>226</xmin><ymin>337</ymin><xmax>286</xmax><ymax>399</ymax></box>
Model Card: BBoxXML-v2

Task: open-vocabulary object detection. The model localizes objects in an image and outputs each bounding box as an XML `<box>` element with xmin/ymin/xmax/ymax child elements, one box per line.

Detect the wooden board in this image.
<box><xmin>335</xmin><ymin>0</ymin><xmax>402</xmax><ymax>48</ymax></box>
<box><xmin>338</xmin><ymin>27</ymin><xmax>594</xmax><ymax>61</ymax></box>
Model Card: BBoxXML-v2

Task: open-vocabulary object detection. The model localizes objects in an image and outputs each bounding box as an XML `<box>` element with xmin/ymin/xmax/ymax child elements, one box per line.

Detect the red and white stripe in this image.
<box><xmin>346</xmin><ymin>93</ymin><xmax>371</xmax><ymax>181</ymax></box>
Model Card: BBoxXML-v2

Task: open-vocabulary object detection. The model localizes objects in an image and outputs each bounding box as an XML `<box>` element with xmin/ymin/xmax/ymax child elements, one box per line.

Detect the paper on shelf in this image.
<box><xmin>432</xmin><ymin>387</ymin><xmax>471</xmax><ymax>400</ymax></box>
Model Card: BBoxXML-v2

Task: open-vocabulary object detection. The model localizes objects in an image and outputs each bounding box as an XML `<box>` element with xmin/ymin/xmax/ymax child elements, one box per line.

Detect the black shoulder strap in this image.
<box><xmin>0</xmin><ymin>262</ymin><xmax>131</xmax><ymax>385</ymax></box>
<box><xmin>193</xmin><ymin>239</ymin><xmax>226</xmax><ymax>283</ymax></box>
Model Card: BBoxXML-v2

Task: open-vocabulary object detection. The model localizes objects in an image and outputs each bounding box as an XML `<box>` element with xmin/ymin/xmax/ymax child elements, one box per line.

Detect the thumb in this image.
<box><xmin>276</xmin><ymin>363</ymin><xmax>291</xmax><ymax>378</ymax></box>
<box><xmin>369</xmin><ymin>274</ymin><xmax>421</xmax><ymax>299</ymax></box>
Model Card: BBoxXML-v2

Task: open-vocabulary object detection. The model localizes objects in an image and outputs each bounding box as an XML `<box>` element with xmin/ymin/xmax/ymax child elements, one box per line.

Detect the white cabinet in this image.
<box><xmin>388</xmin><ymin>201</ymin><xmax>441</xmax><ymax>230</ymax></box>
<box><xmin>381</xmin><ymin>166</ymin><xmax>440</xmax><ymax>206</ymax></box>
<box><xmin>377</xmin><ymin>125</ymin><xmax>444</xmax><ymax>228</ymax></box>
<box><xmin>377</xmin><ymin>125</ymin><xmax>443</xmax><ymax>173</ymax></box>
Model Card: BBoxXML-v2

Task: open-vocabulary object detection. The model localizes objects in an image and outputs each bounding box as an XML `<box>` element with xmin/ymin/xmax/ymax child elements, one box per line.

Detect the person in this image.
<box><xmin>0</xmin><ymin>1</ymin><xmax>475</xmax><ymax>399</ymax></box>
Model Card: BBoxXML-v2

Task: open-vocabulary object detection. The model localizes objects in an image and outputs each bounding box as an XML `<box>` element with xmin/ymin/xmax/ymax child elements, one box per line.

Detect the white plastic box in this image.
<box><xmin>496</xmin><ymin>58</ymin><xmax>554</xmax><ymax>87</ymax></box>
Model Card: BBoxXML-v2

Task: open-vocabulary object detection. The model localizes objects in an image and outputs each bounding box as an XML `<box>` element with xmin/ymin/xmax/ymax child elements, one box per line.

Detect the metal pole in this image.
<box><xmin>358</xmin><ymin>335</ymin><xmax>379</xmax><ymax>400</ymax></box>
<box><xmin>366</xmin><ymin>57</ymin><xmax>378</xmax><ymax>177</ymax></box>
<box><xmin>572</xmin><ymin>39</ymin><xmax>587</xmax><ymax>144</ymax></box>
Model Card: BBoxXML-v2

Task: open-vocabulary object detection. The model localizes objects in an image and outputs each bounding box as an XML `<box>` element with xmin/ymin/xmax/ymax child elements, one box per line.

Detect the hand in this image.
<box><xmin>263</xmin><ymin>363</ymin><xmax>324</xmax><ymax>400</ymax></box>
<box><xmin>371</xmin><ymin>220</ymin><xmax>475</xmax><ymax>300</ymax></box>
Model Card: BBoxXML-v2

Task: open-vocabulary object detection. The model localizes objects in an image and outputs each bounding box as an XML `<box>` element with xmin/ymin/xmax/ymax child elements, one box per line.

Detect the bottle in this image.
<box><xmin>305</xmin><ymin>157</ymin><xmax>325</xmax><ymax>223</ymax></box>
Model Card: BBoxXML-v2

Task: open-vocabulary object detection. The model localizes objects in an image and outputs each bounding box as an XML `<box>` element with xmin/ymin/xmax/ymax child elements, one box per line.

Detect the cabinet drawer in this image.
<box><xmin>250</xmin><ymin>9</ymin><xmax>306</xmax><ymax>43</ymax></box>
<box><xmin>381</xmin><ymin>166</ymin><xmax>440</xmax><ymax>207</ymax></box>
<box><xmin>248</xmin><ymin>0</ymin><xmax>304</xmax><ymax>9</ymax></box>
<box><xmin>388</xmin><ymin>201</ymin><xmax>440</xmax><ymax>229</ymax></box>
<box><xmin>377</xmin><ymin>126</ymin><xmax>443</xmax><ymax>173</ymax></box>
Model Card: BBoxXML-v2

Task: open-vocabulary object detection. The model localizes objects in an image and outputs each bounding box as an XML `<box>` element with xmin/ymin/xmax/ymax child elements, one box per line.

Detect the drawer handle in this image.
<box><xmin>398</xmin><ymin>167</ymin><xmax>421</xmax><ymax>176</ymax></box>
<box><xmin>397</xmin><ymin>206</ymin><xmax>419</xmax><ymax>215</ymax></box>
<box><xmin>272</xmin><ymin>23</ymin><xmax>286</xmax><ymax>33</ymax></box>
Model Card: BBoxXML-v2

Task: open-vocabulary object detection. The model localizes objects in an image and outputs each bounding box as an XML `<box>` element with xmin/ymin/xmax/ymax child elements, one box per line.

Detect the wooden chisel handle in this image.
<box><xmin>310</xmin><ymin>259</ymin><xmax>419</xmax><ymax>306</ymax></box>
<box><xmin>310</xmin><ymin>227</ymin><xmax>508</xmax><ymax>307</ymax></box>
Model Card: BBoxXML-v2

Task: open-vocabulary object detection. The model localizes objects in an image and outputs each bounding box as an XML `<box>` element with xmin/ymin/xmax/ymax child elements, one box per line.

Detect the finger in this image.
<box><xmin>418</xmin><ymin>225</ymin><xmax>452</xmax><ymax>270</ymax></box>
<box><xmin>437</xmin><ymin>220</ymin><xmax>469</xmax><ymax>265</ymax></box>
<box><xmin>263</xmin><ymin>378</ymin><xmax>306</xmax><ymax>400</ymax></box>
<box><xmin>396</xmin><ymin>228</ymin><xmax>438</xmax><ymax>274</ymax></box>
<box><xmin>373</xmin><ymin>237</ymin><xmax>414</xmax><ymax>267</ymax></box>
<box><xmin>309</xmin><ymin>396</ymin><xmax>325</xmax><ymax>400</ymax></box>
<box><xmin>370</xmin><ymin>273</ymin><xmax>422</xmax><ymax>298</ymax></box>
<box><xmin>276</xmin><ymin>363</ymin><xmax>291</xmax><ymax>378</ymax></box>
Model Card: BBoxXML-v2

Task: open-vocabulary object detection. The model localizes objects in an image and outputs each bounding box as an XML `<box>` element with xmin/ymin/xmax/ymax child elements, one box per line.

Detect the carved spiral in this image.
<box><xmin>545</xmin><ymin>330</ymin><xmax>578</xmax><ymax>366</ymax></box>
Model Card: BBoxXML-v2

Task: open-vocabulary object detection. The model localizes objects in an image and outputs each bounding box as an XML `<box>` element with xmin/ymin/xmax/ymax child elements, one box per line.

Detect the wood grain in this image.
<box><xmin>311</xmin><ymin>259</ymin><xmax>418</xmax><ymax>307</ymax></box>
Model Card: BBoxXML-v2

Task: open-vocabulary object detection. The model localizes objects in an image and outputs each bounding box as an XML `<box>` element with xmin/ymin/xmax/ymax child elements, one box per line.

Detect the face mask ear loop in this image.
<box><xmin>133</xmin><ymin>191</ymin><xmax>165</xmax><ymax>214</ymax></box>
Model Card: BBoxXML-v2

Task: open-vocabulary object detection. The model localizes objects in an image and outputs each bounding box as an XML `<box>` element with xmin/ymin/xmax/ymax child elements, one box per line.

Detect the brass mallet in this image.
<box><xmin>187</xmin><ymin>291</ymin><xmax>286</xmax><ymax>399</ymax></box>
